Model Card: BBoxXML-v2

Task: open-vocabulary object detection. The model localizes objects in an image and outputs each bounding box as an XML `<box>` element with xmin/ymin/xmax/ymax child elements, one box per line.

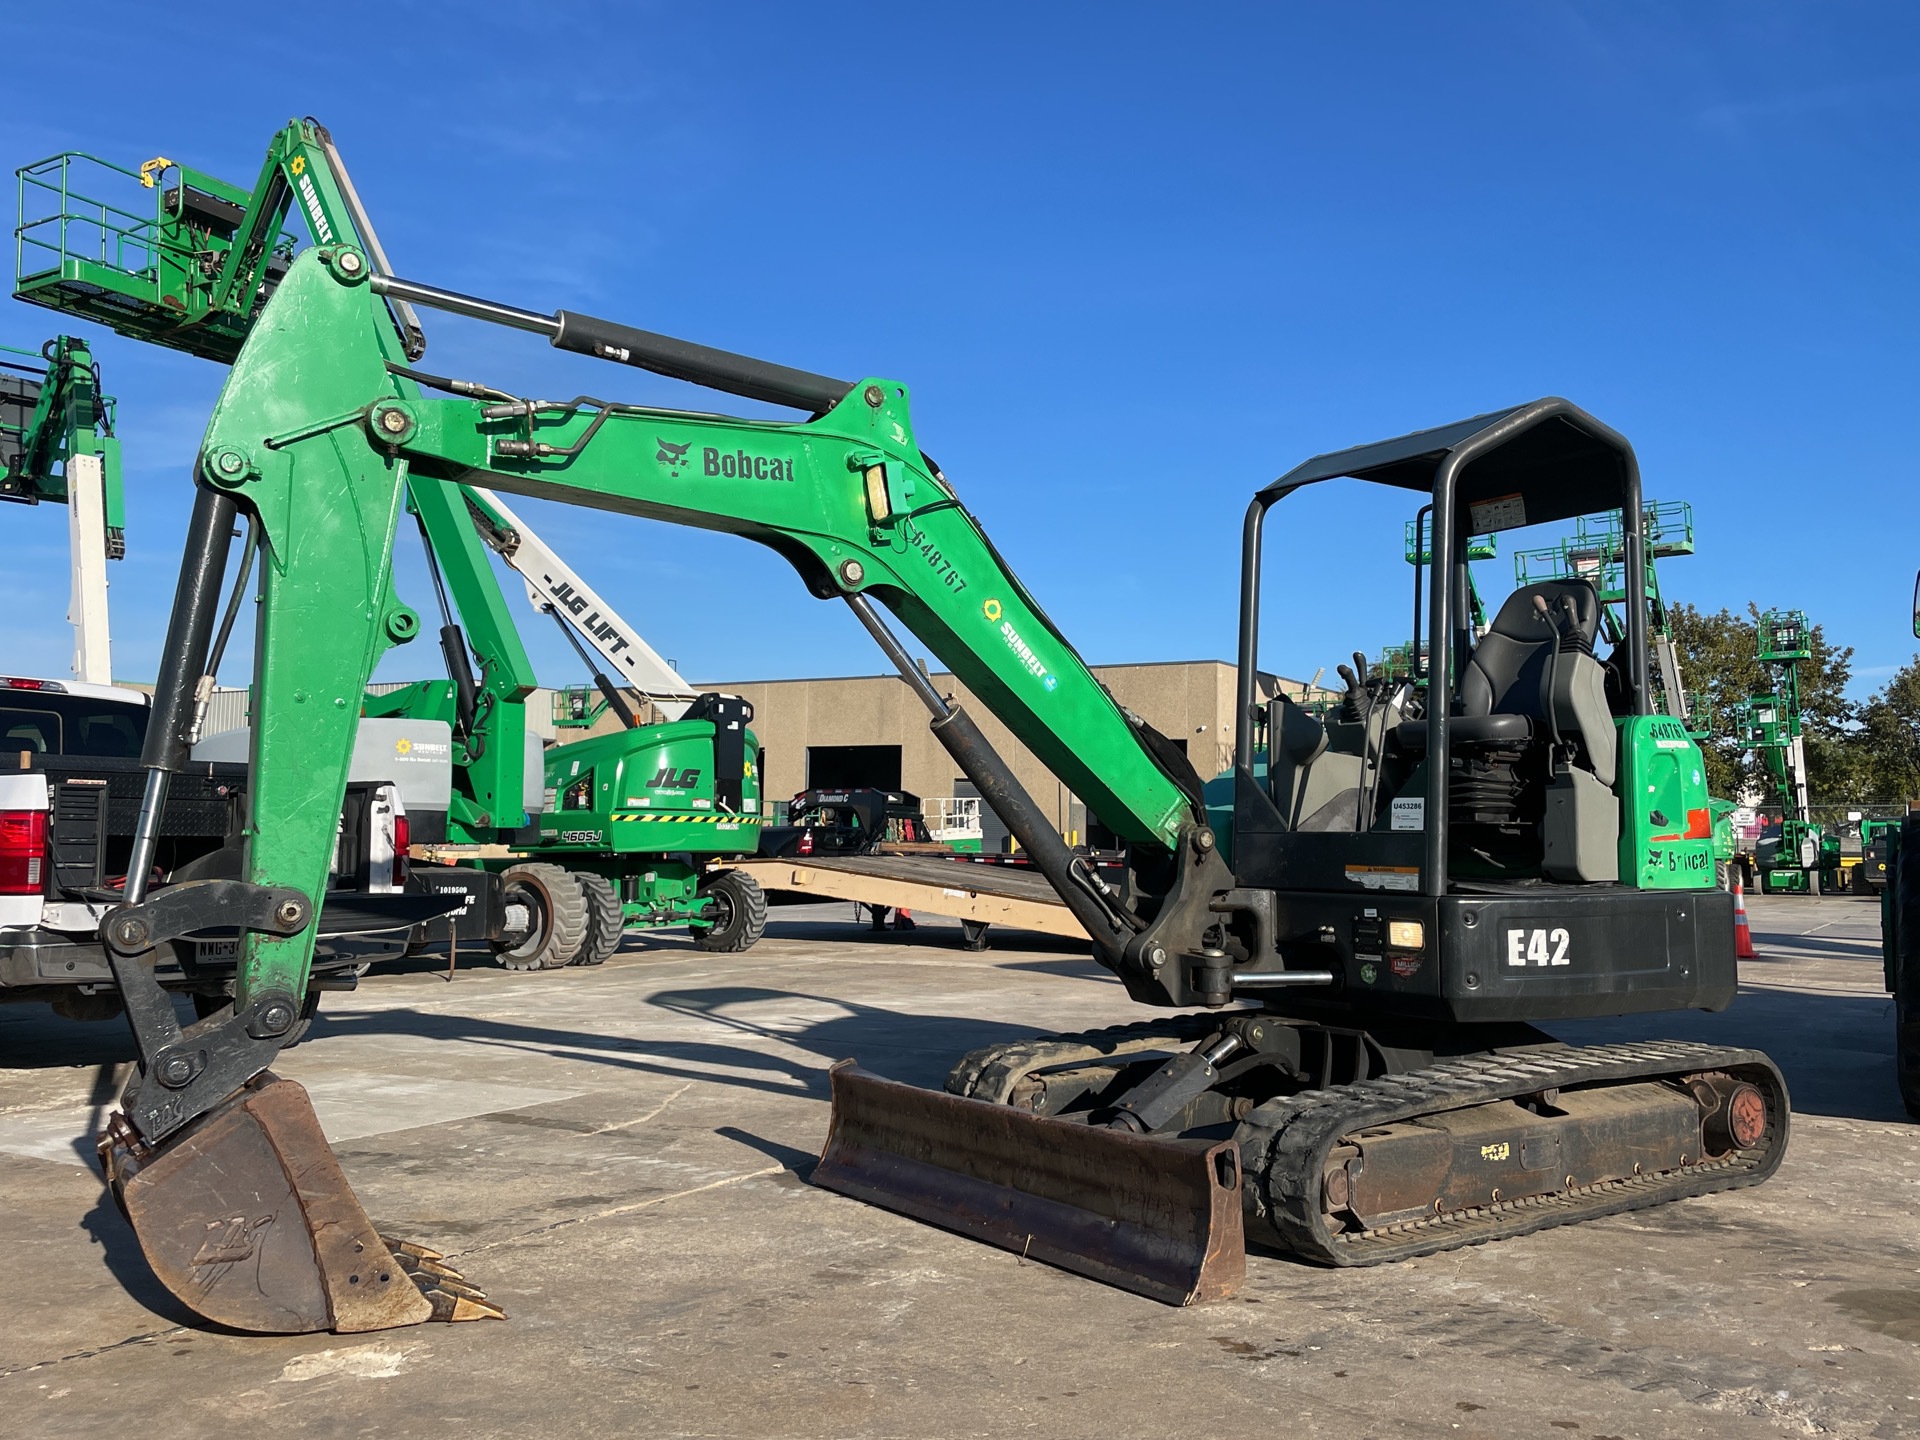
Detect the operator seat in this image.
<box><xmin>1394</xmin><ymin>578</ymin><xmax>1615</xmax><ymax>784</ymax></box>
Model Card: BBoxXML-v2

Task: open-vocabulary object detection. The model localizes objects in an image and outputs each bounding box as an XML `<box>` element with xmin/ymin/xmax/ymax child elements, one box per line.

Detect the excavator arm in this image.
<box><xmin>166</xmin><ymin>247</ymin><xmax>1213</xmax><ymax>1004</ymax></box>
<box><xmin>93</xmin><ymin>242</ymin><xmax>1244</xmax><ymax>1328</ymax></box>
<box><xmin>93</xmin><ymin>240</ymin><xmax>1244</xmax><ymax>1328</ymax></box>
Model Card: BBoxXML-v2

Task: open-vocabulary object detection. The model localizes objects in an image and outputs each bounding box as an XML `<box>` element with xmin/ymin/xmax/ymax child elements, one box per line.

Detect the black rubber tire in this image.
<box><xmin>1893</xmin><ymin>817</ymin><xmax>1920</xmax><ymax>1121</ymax></box>
<box><xmin>690</xmin><ymin>870</ymin><xmax>767</xmax><ymax>953</ymax></box>
<box><xmin>495</xmin><ymin>862</ymin><xmax>587</xmax><ymax>970</ymax></box>
<box><xmin>192</xmin><ymin>989</ymin><xmax>321</xmax><ymax>1047</ymax></box>
<box><xmin>571</xmin><ymin>871</ymin><xmax>624</xmax><ymax>966</ymax></box>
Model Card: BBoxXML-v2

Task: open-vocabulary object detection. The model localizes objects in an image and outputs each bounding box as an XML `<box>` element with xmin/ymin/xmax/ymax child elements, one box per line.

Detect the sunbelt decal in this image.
<box><xmin>288</xmin><ymin>156</ymin><xmax>336</xmax><ymax>245</ymax></box>
<box><xmin>982</xmin><ymin>599</ymin><xmax>1058</xmax><ymax>692</ymax></box>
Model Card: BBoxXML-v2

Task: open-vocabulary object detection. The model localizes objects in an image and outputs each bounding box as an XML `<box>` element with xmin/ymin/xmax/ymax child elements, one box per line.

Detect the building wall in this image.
<box><xmin>701</xmin><ymin>660</ymin><xmax>1329</xmax><ymax>840</ymax></box>
<box><xmin>193</xmin><ymin>663</ymin><xmax>1335</xmax><ymax>842</ymax></box>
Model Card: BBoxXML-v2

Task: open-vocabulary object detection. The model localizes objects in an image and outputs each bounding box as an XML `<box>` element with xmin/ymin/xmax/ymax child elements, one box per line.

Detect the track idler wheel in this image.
<box><xmin>101</xmin><ymin>1073</ymin><xmax>504</xmax><ymax>1333</ymax></box>
<box><xmin>1685</xmin><ymin>1072</ymin><xmax>1768</xmax><ymax>1156</ymax></box>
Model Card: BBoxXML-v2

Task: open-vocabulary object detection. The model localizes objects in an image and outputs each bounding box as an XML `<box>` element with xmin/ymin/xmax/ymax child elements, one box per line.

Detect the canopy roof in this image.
<box><xmin>1261</xmin><ymin>398</ymin><xmax>1637</xmax><ymax>534</ymax></box>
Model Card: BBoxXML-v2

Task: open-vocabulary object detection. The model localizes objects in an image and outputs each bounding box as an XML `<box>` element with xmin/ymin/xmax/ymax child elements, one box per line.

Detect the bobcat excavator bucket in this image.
<box><xmin>101</xmin><ymin>1073</ymin><xmax>503</xmax><ymax>1332</ymax></box>
<box><xmin>813</xmin><ymin>1062</ymin><xmax>1244</xmax><ymax>1306</ymax></box>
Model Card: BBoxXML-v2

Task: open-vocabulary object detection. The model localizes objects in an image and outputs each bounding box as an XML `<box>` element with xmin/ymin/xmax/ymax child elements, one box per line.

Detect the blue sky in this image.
<box><xmin>2</xmin><ymin>3</ymin><xmax>1915</xmax><ymax>697</ymax></box>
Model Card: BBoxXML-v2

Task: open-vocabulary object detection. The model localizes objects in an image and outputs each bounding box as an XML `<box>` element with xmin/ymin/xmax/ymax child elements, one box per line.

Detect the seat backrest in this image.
<box><xmin>1457</xmin><ymin>580</ymin><xmax>1601</xmax><ymax>720</ymax></box>
<box><xmin>1457</xmin><ymin>579</ymin><xmax>1617</xmax><ymax>785</ymax></box>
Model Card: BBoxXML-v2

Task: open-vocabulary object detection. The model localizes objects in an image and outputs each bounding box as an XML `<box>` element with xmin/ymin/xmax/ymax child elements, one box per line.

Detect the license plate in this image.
<box><xmin>194</xmin><ymin>939</ymin><xmax>241</xmax><ymax>963</ymax></box>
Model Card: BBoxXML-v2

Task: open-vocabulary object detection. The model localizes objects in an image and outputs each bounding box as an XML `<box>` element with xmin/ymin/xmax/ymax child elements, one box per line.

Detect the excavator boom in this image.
<box><xmin>98</xmin><ymin>240</ymin><xmax>1234</xmax><ymax>1325</ymax></box>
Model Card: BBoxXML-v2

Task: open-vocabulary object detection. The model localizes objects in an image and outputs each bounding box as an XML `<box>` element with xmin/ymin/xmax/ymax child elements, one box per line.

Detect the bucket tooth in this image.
<box><xmin>813</xmin><ymin>1060</ymin><xmax>1243</xmax><ymax>1306</ymax></box>
<box><xmin>381</xmin><ymin>1239</ymin><xmax>507</xmax><ymax>1320</ymax></box>
<box><xmin>102</xmin><ymin>1073</ymin><xmax>499</xmax><ymax>1331</ymax></box>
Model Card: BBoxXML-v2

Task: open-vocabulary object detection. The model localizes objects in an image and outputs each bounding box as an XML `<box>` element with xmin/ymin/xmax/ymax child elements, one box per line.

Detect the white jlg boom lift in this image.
<box><xmin>461</xmin><ymin>484</ymin><xmax>699</xmax><ymax>721</ymax></box>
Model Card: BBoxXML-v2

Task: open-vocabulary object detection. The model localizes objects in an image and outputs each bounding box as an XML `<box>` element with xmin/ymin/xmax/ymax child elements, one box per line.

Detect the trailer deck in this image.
<box><xmin>728</xmin><ymin>853</ymin><xmax>1086</xmax><ymax>946</ymax></box>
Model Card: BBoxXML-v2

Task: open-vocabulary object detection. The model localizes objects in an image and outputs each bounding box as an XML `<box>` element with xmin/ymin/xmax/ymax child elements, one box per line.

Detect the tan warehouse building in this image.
<box><xmin>700</xmin><ymin>659</ymin><xmax>1332</xmax><ymax>845</ymax></box>
<box><xmin>190</xmin><ymin>660</ymin><xmax>1333</xmax><ymax>845</ymax></box>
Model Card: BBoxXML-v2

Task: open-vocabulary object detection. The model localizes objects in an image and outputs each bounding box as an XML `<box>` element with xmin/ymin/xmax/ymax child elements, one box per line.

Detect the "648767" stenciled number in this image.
<box><xmin>1505</xmin><ymin>928</ymin><xmax>1571</xmax><ymax>967</ymax></box>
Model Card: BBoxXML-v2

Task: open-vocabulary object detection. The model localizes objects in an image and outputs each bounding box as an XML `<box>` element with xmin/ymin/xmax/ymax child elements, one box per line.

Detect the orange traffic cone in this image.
<box><xmin>1732</xmin><ymin>875</ymin><xmax>1756</xmax><ymax>959</ymax></box>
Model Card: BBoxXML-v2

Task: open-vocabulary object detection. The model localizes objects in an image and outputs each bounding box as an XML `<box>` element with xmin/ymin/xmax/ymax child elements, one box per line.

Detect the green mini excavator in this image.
<box><xmin>18</xmin><ymin>124</ymin><xmax>1787</xmax><ymax>1330</ymax></box>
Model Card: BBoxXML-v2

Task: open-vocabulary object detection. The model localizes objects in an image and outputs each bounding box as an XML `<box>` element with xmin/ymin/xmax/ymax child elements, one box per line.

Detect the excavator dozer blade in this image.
<box><xmin>813</xmin><ymin>1061</ymin><xmax>1244</xmax><ymax>1305</ymax></box>
<box><xmin>101</xmin><ymin>1072</ymin><xmax>505</xmax><ymax>1333</ymax></box>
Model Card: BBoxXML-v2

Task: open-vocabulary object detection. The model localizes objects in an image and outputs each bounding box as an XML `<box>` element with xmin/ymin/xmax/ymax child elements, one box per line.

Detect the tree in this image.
<box><xmin>1854</xmin><ymin>654</ymin><xmax>1920</xmax><ymax>806</ymax></box>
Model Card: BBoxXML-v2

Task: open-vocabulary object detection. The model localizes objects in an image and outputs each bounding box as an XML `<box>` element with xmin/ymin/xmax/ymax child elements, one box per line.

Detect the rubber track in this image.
<box><xmin>945</xmin><ymin>1015</ymin><xmax>1220</xmax><ymax>1103</ymax></box>
<box><xmin>947</xmin><ymin>1027</ymin><xmax>1790</xmax><ymax>1268</ymax></box>
<box><xmin>1238</xmin><ymin>1039</ymin><xmax>1790</xmax><ymax>1266</ymax></box>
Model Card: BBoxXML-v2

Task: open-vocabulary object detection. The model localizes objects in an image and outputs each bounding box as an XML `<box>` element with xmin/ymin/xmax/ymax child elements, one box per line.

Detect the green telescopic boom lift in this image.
<box><xmin>0</xmin><ymin>334</ymin><xmax>124</xmax><ymax>682</ymax></box>
<box><xmin>18</xmin><ymin>121</ymin><xmax>774</xmax><ymax>971</ymax></box>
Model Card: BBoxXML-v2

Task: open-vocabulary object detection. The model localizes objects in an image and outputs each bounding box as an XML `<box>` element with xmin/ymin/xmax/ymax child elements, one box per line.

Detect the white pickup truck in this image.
<box><xmin>0</xmin><ymin>674</ymin><xmax>426</xmax><ymax>1034</ymax></box>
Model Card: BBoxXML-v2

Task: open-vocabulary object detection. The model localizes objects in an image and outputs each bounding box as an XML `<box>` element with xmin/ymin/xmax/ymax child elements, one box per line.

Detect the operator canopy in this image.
<box><xmin>1261</xmin><ymin>397</ymin><xmax>1637</xmax><ymax>535</ymax></box>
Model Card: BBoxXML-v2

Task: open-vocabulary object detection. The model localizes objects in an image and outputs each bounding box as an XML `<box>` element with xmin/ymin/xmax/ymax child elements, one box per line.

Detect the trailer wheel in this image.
<box><xmin>495</xmin><ymin>863</ymin><xmax>587</xmax><ymax>970</ymax></box>
<box><xmin>571</xmin><ymin>872</ymin><xmax>624</xmax><ymax>966</ymax></box>
<box><xmin>690</xmin><ymin>870</ymin><xmax>767</xmax><ymax>953</ymax></box>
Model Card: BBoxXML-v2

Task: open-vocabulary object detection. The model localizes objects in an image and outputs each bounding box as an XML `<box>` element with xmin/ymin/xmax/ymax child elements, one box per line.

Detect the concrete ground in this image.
<box><xmin>1</xmin><ymin>894</ymin><xmax>1916</xmax><ymax>1440</ymax></box>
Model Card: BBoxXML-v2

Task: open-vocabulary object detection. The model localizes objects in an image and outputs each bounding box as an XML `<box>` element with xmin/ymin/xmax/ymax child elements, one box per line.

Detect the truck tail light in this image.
<box><xmin>798</xmin><ymin>829</ymin><xmax>814</xmax><ymax>856</ymax></box>
<box><xmin>393</xmin><ymin>812</ymin><xmax>411</xmax><ymax>884</ymax></box>
<box><xmin>0</xmin><ymin>809</ymin><xmax>48</xmax><ymax>895</ymax></box>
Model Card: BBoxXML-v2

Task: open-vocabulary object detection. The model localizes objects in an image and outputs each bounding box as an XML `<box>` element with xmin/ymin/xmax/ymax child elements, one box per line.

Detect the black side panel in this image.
<box><xmin>1233</xmin><ymin>768</ymin><xmax>1425</xmax><ymax>893</ymax></box>
<box><xmin>161</xmin><ymin>185</ymin><xmax>246</xmax><ymax>232</ymax></box>
<box><xmin>686</xmin><ymin>693</ymin><xmax>752</xmax><ymax>811</ymax></box>
<box><xmin>1262</xmin><ymin>886</ymin><xmax>1734</xmax><ymax>1025</ymax></box>
<box><xmin>1439</xmin><ymin>888</ymin><xmax>1736</xmax><ymax>1021</ymax></box>
<box><xmin>38</xmin><ymin>756</ymin><xmax>242</xmax><ymax>882</ymax></box>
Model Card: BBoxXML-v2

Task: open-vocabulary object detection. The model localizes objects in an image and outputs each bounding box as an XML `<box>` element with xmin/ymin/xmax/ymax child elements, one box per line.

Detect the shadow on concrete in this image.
<box><xmin>1745</xmin><ymin>932</ymin><xmax>1884</xmax><ymax>960</ymax></box>
<box><xmin>75</xmin><ymin>1187</ymin><xmax>206</xmax><ymax>1330</ymax></box>
<box><xmin>1555</xmin><ymin>982</ymin><xmax>1905</xmax><ymax>1125</ymax></box>
<box><xmin>59</xmin><ymin>1061</ymin><xmax>210</xmax><ymax>1329</ymax></box>
<box><xmin>309</xmin><ymin>983</ymin><xmax>1039</xmax><ymax>1096</ymax></box>
<box><xmin>716</xmin><ymin>1124</ymin><xmax>819</xmax><ymax>1182</ymax></box>
<box><xmin>994</xmin><ymin>957</ymin><xmax>1114</xmax><ymax>981</ymax></box>
<box><xmin>0</xmin><ymin>995</ymin><xmax>199</xmax><ymax>1070</ymax></box>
